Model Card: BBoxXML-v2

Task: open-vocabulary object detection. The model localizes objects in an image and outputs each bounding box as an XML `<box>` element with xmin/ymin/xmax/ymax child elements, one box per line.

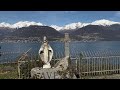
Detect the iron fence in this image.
<box><xmin>1</xmin><ymin>50</ymin><xmax>120</xmax><ymax>79</ymax></box>
<box><xmin>74</xmin><ymin>55</ymin><xmax>120</xmax><ymax>78</ymax></box>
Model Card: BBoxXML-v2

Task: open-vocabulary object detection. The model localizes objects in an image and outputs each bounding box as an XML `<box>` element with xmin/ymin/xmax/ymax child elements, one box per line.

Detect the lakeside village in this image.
<box><xmin>0</xmin><ymin>35</ymin><xmax>101</xmax><ymax>43</ymax></box>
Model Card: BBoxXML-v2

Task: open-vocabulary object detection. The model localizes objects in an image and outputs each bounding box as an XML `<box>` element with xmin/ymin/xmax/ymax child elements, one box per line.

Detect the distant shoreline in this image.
<box><xmin>1</xmin><ymin>40</ymin><xmax>120</xmax><ymax>43</ymax></box>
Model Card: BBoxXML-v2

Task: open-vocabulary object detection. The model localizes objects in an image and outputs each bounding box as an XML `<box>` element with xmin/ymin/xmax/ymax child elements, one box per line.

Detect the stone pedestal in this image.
<box><xmin>31</xmin><ymin>67</ymin><xmax>62</xmax><ymax>79</ymax></box>
<box><xmin>31</xmin><ymin>56</ymin><xmax>77</xmax><ymax>79</ymax></box>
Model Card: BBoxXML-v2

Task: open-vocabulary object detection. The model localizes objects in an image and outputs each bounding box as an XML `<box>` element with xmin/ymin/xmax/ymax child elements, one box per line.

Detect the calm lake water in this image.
<box><xmin>1</xmin><ymin>41</ymin><xmax>120</xmax><ymax>62</ymax></box>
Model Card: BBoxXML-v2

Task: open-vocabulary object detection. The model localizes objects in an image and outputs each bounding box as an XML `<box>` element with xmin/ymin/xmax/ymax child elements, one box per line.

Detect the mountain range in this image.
<box><xmin>0</xmin><ymin>25</ymin><xmax>63</xmax><ymax>41</ymax></box>
<box><xmin>1</xmin><ymin>19</ymin><xmax>120</xmax><ymax>41</ymax></box>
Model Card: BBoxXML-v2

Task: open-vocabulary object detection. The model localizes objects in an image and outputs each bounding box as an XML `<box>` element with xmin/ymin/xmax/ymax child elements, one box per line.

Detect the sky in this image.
<box><xmin>0</xmin><ymin>11</ymin><xmax>120</xmax><ymax>26</ymax></box>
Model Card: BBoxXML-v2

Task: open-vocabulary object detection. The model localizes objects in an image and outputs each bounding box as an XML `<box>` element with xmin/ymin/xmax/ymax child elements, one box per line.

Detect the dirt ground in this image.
<box><xmin>83</xmin><ymin>74</ymin><xmax>120</xmax><ymax>79</ymax></box>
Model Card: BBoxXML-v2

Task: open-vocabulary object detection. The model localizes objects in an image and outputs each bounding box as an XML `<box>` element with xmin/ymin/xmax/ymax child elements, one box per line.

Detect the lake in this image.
<box><xmin>1</xmin><ymin>41</ymin><xmax>120</xmax><ymax>62</ymax></box>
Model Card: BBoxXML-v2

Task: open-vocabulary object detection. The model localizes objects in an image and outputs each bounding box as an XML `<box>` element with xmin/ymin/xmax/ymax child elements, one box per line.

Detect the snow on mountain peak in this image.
<box><xmin>0</xmin><ymin>22</ymin><xmax>11</xmax><ymax>28</ymax></box>
<box><xmin>91</xmin><ymin>19</ymin><xmax>120</xmax><ymax>26</ymax></box>
<box><xmin>62</xmin><ymin>22</ymin><xmax>89</xmax><ymax>30</ymax></box>
<box><xmin>0</xmin><ymin>21</ymin><xmax>43</xmax><ymax>29</ymax></box>
<box><xmin>63</xmin><ymin>23</ymin><xmax>80</xmax><ymax>30</ymax></box>
<box><xmin>0</xmin><ymin>19</ymin><xmax>120</xmax><ymax>31</ymax></box>
<box><xmin>50</xmin><ymin>25</ymin><xmax>63</xmax><ymax>31</ymax></box>
<box><xmin>56</xmin><ymin>19</ymin><xmax>120</xmax><ymax>30</ymax></box>
<box><xmin>12</xmin><ymin>21</ymin><xmax>43</xmax><ymax>28</ymax></box>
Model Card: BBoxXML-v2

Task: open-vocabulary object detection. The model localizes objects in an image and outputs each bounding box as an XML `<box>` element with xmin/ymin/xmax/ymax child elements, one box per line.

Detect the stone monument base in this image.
<box><xmin>30</xmin><ymin>56</ymin><xmax>77</xmax><ymax>79</ymax></box>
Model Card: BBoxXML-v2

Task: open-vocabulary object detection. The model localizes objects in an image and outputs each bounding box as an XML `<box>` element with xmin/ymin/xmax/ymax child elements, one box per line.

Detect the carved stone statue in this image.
<box><xmin>38</xmin><ymin>36</ymin><xmax>53</xmax><ymax>68</ymax></box>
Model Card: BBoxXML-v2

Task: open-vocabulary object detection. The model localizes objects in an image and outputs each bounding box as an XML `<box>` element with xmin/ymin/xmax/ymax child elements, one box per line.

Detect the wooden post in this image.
<box><xmin>18</xmin><ymin>61</ymin><xmax>21</xmax><ymax>79</ymax></box>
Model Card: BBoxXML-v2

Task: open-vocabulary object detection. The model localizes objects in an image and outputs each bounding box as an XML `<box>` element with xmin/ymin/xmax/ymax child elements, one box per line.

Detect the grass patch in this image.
<box><xmin>0</xmin><ymin>70</ymin><xmax>18</xmax><ymax>79</ymax></box>
<box><xmin>0</xmin><ymin>63</ymin><xmax>18</xmax><ymax>79</ymax></box>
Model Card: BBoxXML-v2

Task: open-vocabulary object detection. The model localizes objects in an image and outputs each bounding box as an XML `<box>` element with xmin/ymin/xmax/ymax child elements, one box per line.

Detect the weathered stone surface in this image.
<box><xmin>31</xmin><ymin>67</ymin><xmax>61</xmax><ymax>79</ymax></box>
<box><xmin>31</xmin><ymin>67</ymin><xmax>77</xmax><ymax>79</ymax></box>
<box><xmin>54</xmin><ymin>56</ymin><xmax>69</xmax><ymax>71</ymax></box>
<box><xmin>30</xmin><ymin>56</ymin><xmax>77</xmax><ymax>79</ymax></box>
